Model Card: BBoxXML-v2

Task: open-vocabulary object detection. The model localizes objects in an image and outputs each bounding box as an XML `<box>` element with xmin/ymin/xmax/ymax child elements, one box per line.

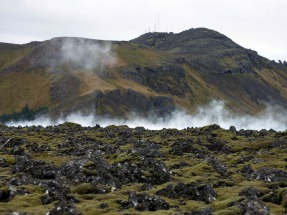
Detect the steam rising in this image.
<box><xmin>59</xmin><ymin>38</ymin><xmax>116</xmax><ymax>71</ymax></box>
<box><xmin>7</xmin><ymin>101</ymin><xmax>287</xmax><ymax>131</ymax></box>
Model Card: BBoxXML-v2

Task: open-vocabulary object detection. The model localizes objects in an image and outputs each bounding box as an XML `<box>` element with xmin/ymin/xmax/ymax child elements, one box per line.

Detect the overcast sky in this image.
<box><xmin>0</xmin><ymin>0</ymin><xmax>286</xmax><ymax>61</ymax></box>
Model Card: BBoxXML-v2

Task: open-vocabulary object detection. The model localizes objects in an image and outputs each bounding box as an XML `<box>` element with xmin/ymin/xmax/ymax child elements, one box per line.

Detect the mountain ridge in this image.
<box><xmin>0</xmin><ymin>27</ymin><xmax>287</xmax><ymax>121</ymax></box>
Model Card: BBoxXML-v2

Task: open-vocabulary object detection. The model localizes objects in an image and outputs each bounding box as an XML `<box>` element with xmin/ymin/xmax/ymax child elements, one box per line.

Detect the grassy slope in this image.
<box><xmin>254</xmin><ymin>68</ymin><xmax>287</xmax><ymax>98</ymax></box>
<box><xmin>0</xmin><ymin>38</ymin><xmax>287</xmax><ymax>116</ymax></box>
<box><xmin>0</xmin><ymin>70</ymin><xmax>51</xmax><ymax>115</ymax></box>
<box><xmin>0</xmin><ymin>43</ymin><xmax>36</xmax><ymax>69</ymax></box>
<box><xmin>116</xmin><ymin>42</ymin><xmax>165</xmax><ymax>67</ymax></box>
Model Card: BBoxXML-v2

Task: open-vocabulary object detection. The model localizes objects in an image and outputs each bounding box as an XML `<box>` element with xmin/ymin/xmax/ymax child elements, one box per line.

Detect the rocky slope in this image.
<box><xmin>1</xmin><ymin>123</ymin><xmax>287</xmax><ymax>214</ymax></box>
<box><xmin>0</xmin><ymin>28</ymin><xmax>287</xmax><ymax>119</ymax></box>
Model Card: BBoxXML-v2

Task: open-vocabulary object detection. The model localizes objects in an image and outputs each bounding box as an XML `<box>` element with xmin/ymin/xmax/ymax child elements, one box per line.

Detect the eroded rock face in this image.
<box><xmin>100</xmin><ymin>89</ymin><xmax>175</xmax><ymax>116</ymax></box>
<box><xmin>50</xmin><ymin>71</ymin><xmax>81</xmax><ymax>104</ymax></box>
<box><xmin>49</xmin><ymin>88</ymin><xmax>176</xmax><ymax>118</ymax></box>
<box><xmin>119</xmin><ymin>65</ymin><xmax>190</xmax><ymax>97</ymax></box>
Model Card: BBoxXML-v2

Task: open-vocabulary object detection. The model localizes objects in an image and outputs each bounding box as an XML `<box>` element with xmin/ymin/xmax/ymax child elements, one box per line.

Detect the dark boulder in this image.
<box><xmin>41</xmin><ymin>180</ymin><xmax>78</xmax><ymax>205</ymax></box>
<box><xmin>240</xmin><ymin>155</ymin><xmax>255</xmax><ymax>164</ymax></box>
<box><xmin>12</xmin><ymin>154</ymin><xmax>30</xmax><ymax>173</ymax></box>
<box><xmin>241</xmin><ymin>164</ymin><xmax>254</xmax><ymax>178</ymax></box>
<box><xmin>48</xmin><ymin>200</ymin><xmax>82</xmax><ymax>215</ymax></box>
<box><xmin>185</xmin><ymin>206</ymin><xmax>214</xmax><ymax>215</ymax></box>
<box><xmin>141</xmin><ymin>183</ymin><xmax>153</xmax><ymax>191</ymax></box>
<box><xmin>2</xmin><ymin>137</ymin><xmax>28</xmax><ymax>148</ymax></box>
<box><xmin>171</xmin><ymin>140</ymin><xmax>195</xmax><ymax>156</ymax></box>
<box><xmin>59</xmin><ymin>158</ymin><xmax>88</xmax><ymax>183</ymax></box>
<box><xmin>271</xmin><ymin>139</ymin><xmax>287</xmax><ymax>149</ymax></box>
<box><xmin>206</xmin><ymin>157</ymin><xmax>229</xmax><ymax>176</ymax></box>
<box><xmin>0</xmin><ymin>189</ymin><xmax>10</xmax><ymax>202</ymax></box>
<box><xmin>25</xmin><ymin>142</ymin><xmax>43</xmax><ymax>152</ymax></box>
<box><xmin>237</xmin><ymin>199</ymin><xmax>270</xmax><ymax>215</ymax></box>
<box><xmin>118</xmin><ymin>191</ymin><xmax>170</xmax><ymax>211</ymax></box>
<box><xmin>239</xmin><ymin>187</ymin><xmax>261</xmax><ymax>199</ymax></box>
<box><xmin>156</xmin><ymin>184</ymin><xmax>177</xmax><ymax>198</ymax></box>
<box><xmin>99</xmin><ymin>203</ymin><xmax>109</xmax><ymax>209</ymax></box>
<box><xmin>251</xmin><ymin>167</ymin><xmax>287</xmax><ymax>182</ymax></box>
<box><xmin>0</xmin><ymin>158</ymin><xmax>8</xmax><ymax>167</ymax></box>
<box><xmin>141</xmin><ymin>157</ymin><xmax>171</xmax><ymax>185</ymax></box>
<box><xmin>10</xmin><ymin>146</ymin><xmax>26</xmax><ymax>155</ymax></box>
<box><xmin>157</xmin><ymin>182</ymin><xmax>216</xmax><ymax>203</ymax></box>
<box><xmin>229</xmin><ymin>126</ymin><xmax>237</xmax><ymax>132</ymax></box>
<box><xmin>205</xmin><ymin>136</ymin><xmax>230</xmax><ymax>153</ymax></box>
<box><xmin>132</xmin><ymin>140</ymin><xmax>161</xmax><ymax>158</ymax></box>
<box><xmin>236</xmin><ymin>129</ymin><xmax>254</xmax><ymax>137</ymax></box>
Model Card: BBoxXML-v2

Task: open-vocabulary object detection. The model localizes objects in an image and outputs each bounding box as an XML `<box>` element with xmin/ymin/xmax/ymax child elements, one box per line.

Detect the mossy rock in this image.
<box><xmin>262</xmin><ymin>188</ymin><xmax>287</xmax><ymax>208</ymax></box>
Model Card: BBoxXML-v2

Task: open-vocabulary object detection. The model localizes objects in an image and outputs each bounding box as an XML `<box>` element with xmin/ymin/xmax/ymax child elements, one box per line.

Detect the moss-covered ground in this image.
<box><xmin>0</xmin><ymin>123</ymin><xmax>286</xmax><ymax>214</ymax></box>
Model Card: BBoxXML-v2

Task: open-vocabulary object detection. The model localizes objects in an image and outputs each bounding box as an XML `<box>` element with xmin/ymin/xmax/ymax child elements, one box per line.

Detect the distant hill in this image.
<box><xmin>0</xmin><ymin>28</ymin><xmax>287</xmax><ymax>120</ymax></box>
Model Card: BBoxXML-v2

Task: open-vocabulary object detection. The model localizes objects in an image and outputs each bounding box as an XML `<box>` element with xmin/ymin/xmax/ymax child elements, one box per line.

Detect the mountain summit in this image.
<box><xmin>132</xmin><ymin>28</ymin><xmax>241</xmax><ymax>53</ymax></box>
<box><xmin>0</xmin><ymin>28</ymin><xmax>287</xmax><ymax>120</ymax></box>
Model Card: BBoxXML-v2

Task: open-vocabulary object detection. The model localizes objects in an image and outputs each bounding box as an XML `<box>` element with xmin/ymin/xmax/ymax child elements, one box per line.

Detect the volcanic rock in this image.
<box><xmin>156</xmin><ymin>182</ymin><xmax>216</xmax><ymax>203</ymax></box>
<box><xmin>118</xmin><ymin>191</ymin><xmax>170</xmax><ymax>211</ymax></box>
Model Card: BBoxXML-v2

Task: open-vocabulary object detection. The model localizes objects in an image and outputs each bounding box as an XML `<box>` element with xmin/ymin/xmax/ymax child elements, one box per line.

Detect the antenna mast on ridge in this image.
<box><xmin>158</xmin><ymin>13</ymin><xmax>160</xmax><ymax>32</ymax></box>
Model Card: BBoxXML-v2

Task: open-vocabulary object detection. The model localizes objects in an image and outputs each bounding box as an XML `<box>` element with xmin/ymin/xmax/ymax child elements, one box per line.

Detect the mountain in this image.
<box><xmin>0</xmin><ymin>28</ymin><xmax>287</xmax><ymax>120</ymax></box>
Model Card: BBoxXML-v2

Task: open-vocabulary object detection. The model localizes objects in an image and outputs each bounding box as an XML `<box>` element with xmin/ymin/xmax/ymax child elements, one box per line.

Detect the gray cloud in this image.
<box><xmin>59</xmin><ymin>38</ymin><xmax>117</xmax><ymax>71</ymax></box>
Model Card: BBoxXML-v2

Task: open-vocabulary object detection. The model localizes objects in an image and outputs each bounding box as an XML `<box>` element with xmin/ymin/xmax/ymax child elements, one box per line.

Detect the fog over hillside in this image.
<box><xmin>59</xmin><ymin>38</ymin><xmax>117</xmax><ymax>71</ymax></box>
<box><xmin>7</xmin><ymin>100</ymin><xmax>287</xmax><ymax>131</ymax></box>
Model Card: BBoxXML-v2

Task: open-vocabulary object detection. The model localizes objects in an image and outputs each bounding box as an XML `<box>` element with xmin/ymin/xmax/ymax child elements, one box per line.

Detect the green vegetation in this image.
<box><xmin>0</xmin><ymin>104</ymin><xmax>47</xmax><ymax>123</ymax></box>
<box><xmin>0</xmin><ymin>124</ymin><xmax>287</xmax><ymax>214</ymax></box>
<box><xmin>0</xmin><ymin>43</ymin><xmax>36</xmax><ymax>69</ymax></box>
<box><xmin>0</xmin><ymin>70</ymin><xmax>51</xmax><ymax>115</ymax></box>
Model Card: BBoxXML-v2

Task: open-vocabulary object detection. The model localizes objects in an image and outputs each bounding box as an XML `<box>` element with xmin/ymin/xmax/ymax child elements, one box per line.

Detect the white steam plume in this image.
<box><xmin>59</xmin><ymin>37</ymin><xmax>116</xmax><ymax>71</ymax></box>
<box><xmin>6</xmin><ymin>100</ymin><xmax>287</xmax><ymax>131</ymax></box>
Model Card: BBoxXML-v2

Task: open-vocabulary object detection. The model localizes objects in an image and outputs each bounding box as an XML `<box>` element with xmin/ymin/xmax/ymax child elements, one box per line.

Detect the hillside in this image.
<box><xmin>0</xmin><ymin>28</ymin><xmax>287</xmax><ymax>120</ymax></box>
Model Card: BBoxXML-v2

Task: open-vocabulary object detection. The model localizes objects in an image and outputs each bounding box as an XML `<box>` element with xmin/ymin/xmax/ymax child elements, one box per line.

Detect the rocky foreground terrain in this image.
<box><xmin>0</xmin><ymin>122</ymin><xmax>287</xmax><ymax>214</ymax></box>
